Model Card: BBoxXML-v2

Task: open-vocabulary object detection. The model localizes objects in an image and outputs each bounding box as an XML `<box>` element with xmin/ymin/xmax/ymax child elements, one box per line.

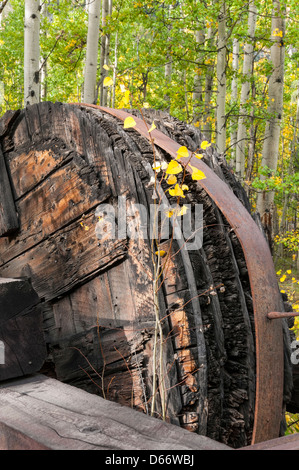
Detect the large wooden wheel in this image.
<box><xmin>0</xmin><ymin>102</ymin><xmax>294</xmax><ymax>449</ymax></box>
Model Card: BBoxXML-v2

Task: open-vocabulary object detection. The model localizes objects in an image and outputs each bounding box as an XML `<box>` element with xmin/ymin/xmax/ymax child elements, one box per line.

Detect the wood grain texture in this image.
<box><xmin>0</xmin><ymin>375</ymin><xmax>231</xmax><ymax>450</ymax></box>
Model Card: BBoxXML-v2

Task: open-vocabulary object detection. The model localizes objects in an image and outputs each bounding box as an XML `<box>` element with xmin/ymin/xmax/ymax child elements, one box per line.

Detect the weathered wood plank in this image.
<box><xmin>0</xmin><ymin>374</ymin><xmax>231</xmax><ymax>450</ymax></box>
<box><xmin>0</xmin><ymin>155</ymin><xmax>110</xmax><ymax>265</ymax></box>
<box><xmin>0</xmin><ymin>147</ymin><xmax>19</xmax><ymax>236</ymax></box>
<box><xmin>0</xmin><ymin>211</ymin><xmax>127</xmax><ymax>301</ymax></box>
<box><xmin>240</xmin><ymin>433</ymin><xmax>299</xmax><ymax>450</ymax></box>
<box><xmin>7</xmin><ymin>141</ymin><xmax>74</xmax><ymax>199</ymax></box>
<box><xmin>0</xmin><ymin>278</ymin><xmax>46</xmax><ymax>381</ymax></box>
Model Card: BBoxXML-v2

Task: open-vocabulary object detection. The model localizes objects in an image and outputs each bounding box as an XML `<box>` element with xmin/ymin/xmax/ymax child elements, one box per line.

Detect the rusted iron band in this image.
<box><xmin>76</xmin><ymin>103</ymin><xmax>285</xmax><ymax>445</ymax></box>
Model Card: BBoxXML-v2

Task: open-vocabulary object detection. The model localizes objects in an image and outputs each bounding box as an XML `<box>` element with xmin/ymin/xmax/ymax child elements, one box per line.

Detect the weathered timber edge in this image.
<box><xmin>0</xmin><ymin>374</ymin><xmax>231</xmax><ymax>451</ymax></box>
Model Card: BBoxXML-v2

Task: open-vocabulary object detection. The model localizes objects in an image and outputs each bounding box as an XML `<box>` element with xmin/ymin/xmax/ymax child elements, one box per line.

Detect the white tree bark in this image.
<box><xmin>256</xmin><ymin>0</ymin><xmax>285</xmax><ymax>218</ymax></box>
<box><xmin>216</xmin><ymin>2</ymin><xmax>227</xmax><ymax>154</ymax></box>
<box><xmin>235</xmin><ymin>0</ymin><xmax>257</xmax><ymax>180</ymax></box>
<box><xmin>230</xmin><ymin>37</ymin><xmax>239</xmax><ymax>166</ymax></box>
<box><xmin>112</xmin><ymin>31</ymin><xmax>118</xmax><ymax>109</ymax></box>
<box><xmin>202</xmin><ymin>26</ymin><xmax>215</xmax><ymax>141</ymax></box>
<box><xmin>0</xmin><ymin>0</ymin><xmax>11</xmax><ymax>23</ymax></box>
<box><xmin>24</xmin><ymin>0</ymin><xmax>41</xmax><ymax>106</ymax></box>
<box><xmin>164</xmin><ymin>47</ymin><xmax>172</xmax><ymax>110</ymax></box>
<box><xmin>192</xmin><ymin>29</ymin><xmax>205</xmax><ymax>124</ymax></box>
<box><xmin>100</xmin><ymin>0</ymin><xmax>112</xmax><ymax>106</ymax></box>
<box><xmin>40</xmin><ymin>1</ymin><xmax>52</xmax><ymax>101</ymax></box>
<box><xmin>83</xmin><ymin>0</ymin><xmax>101</xmax><ymax>104</ymax></box>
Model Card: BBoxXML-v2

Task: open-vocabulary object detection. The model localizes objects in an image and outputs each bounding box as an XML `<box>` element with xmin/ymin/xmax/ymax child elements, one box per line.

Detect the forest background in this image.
<box><xmin>0</xmin><ymin>0</ymin><xmax>298</xmax><ymax>432</ymax></box>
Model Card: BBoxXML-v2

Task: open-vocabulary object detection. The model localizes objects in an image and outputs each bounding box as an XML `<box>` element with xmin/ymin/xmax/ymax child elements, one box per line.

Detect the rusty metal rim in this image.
<box><xmin>74</xmin><ymin>103</ymin><xmax>285</xmax><ymax>445</ymax></box>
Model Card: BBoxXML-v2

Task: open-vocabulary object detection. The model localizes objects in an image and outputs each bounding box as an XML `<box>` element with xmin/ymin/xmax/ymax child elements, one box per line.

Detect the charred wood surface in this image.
<box><xmin>0</xmin><ymin>102</ymin><xmax>293</xmax><ymax>449</ymax></box>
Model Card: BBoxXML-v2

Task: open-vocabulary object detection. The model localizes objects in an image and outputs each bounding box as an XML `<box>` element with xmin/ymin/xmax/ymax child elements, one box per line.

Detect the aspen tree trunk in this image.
<box><xmin>164</xmin><ymin>3</ymin><xmax>173</xmax><ymax>110</ymax></box>
<box><xmin>40</xmin><ymin>1</ymin><xmax>52</xmax><ymax>101</ymax></box>
<box><xmin>164</xmin><ymin>49</ymin><xmax>172</xmax><ymax>110</ymax></box>
<box><xmin>202</xmin><ymin>26</ymin><xmax>215</xmax><ymax>142</ymax></box>
<box><xmin>245</xmin><ymin>82</ymin><xmax>257</xmax><ymax>187</ymax></box>
<box><xmin>256</xmin><ymin>0</ymin><xmax>285</xmax><ymax>236</ymax></box>
<box><xmin>230</xmin><ymin>38</ymin><xmax>239</xmax><ymax>167</ymax></box>
<box><xmin>216</xmin><ymin>2</ymin><xmax>227</xmax><ymax>154</ymax></box>
<box><xmin>83</xmin><ymin>0</ymin><xmax>101</xmax><ymax>104</ymax></box>
<box><xmin>279</xmin><ymin>81</ymin><xmax>299</xmax><ymax>234</ymax></box>
<box><xmin>112</xmin><ymin>32</ymin><xmax>118</xmax><ymax>109</ymax></box>
<box><xmin>24</xmin><ymin>0</ymin><xmax>41</xmax><ymax>106</ymax></box>
<box><xmin>0</xmin><ymin>0</ymin><xmax>11</xmax><ymax>22</ymax></box>
<box><xmin>192</xmin><ymin>29</ymin><xmax>205</xmax><ymax>125</ymax></box>
<box><xmin>235</xmin><ymin>0</ymin><xmax>257</xmax><ymax>181</ymax></box>
<box><xmin>100</xmin><ymin>0</ymin><xmax>112</xmax><ymax>107</ymax></box>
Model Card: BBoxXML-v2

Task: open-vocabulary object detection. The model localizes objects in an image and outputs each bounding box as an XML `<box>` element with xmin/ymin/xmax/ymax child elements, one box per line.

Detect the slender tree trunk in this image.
<box><xmin>256</xmin><ymin>0</ymin><xmax>285</xmax><ymax>234</ymax></box>
<box><xmin>40</xmin><ymin>1</ymin><xmax>52</xmax><ymax>101</ymax></box>
<box><xmin>100</xmin><ymin>0</ymin><xmax>112</xmax><ymax>107</ymax></box>
<box><xmin>164</xmin><ymin>3</ymin><xmax>173</xmax><ymax>110</ymax></box>
<box><xmin>216</xmin><ymin>2</ymin><xmax>227</xmax><ymax>154</ymax></box>
<box><xmin>279</xmin><ymin>81</ymin><xmax>299</xmax><ymax>234</ymax></box>
<box><xmin>192</xmin><ymin>29</ymin><xmax>205</xmax><ymax>125</ymax></box>
<box><xmin>112</xmin><ymin>31</ymin><xmax>118</xmax><ymax>109</ymax></box>
<box><xmin>24</xmin><ymin>0</ymin><xmax>41</xmax><ymax>106</ymax></box>
<box><xmin>235</xmin><ymin>0</ymin><xmax>257</xmax><ymax>181</ymax></box>
<box><xmin>164</xmin><ymin>50</ymin><xmax>172</xmax><ymax>110</ymax></box>
<box><xmin>230</xmin><ymin>37</ymin><xmax>239</xmax><ymax>166</ymax></box>
<box><xmin>202</xmin><ymin>26</ymin><xmax>215</xmax><ymax>141</ymax></box>
<box><xmin>0</xmin><ymin>0</ymin><xmax>11</xmax><ymax>22</ymax></box>
<box><xmin>83</xmin><ymin>0</ymin><xmax>101</xmax><ymax>104</ymax></box>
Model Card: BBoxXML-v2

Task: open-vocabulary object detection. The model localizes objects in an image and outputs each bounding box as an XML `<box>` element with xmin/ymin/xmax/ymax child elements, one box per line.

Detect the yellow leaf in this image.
<box><xmin>280</xmin><ymin>290</ymin><xmax>286</xmax><ymax>294</ymax></box>
<box><xmin>122</xmin><ymin>90</ymin><xmax>130</xmax><ymax>106</ymax></box>
<box><xmin>148</xmin><ymin>121</ymin><xmax>156</xmax><ymax>133</ymax></box>
<box><xmin>276</xmin><ymin>270</ymin><xmax>282</xmax><ymax>275</ymax></box>
<box><xmin>80</xmin><ymin>222</ymin><xmax>89</xmax><ymax>231</ymax></box>
<box><xmin>181</xmin><ymin>184</ymin><xmax>189</xmax><ymax>191</ymax></box>
<box><xmin>189</xmin><ymin>165</ymin><xmax>206</xmax><ymax>181</ymax></box>
<box><xmin>167</xmin><ymin>175</ymin><xmax>177</xmax><ymax>185</ymax></box>
<box><xmin>176</xmin><ymin>146</ymin><xmax>189</xmax><ymax>159</ymax></box>
<box><xmin>200</xmin><ymin>141</ymin><xmax>211</xmax><ymax>150</ymax></box>
<box><xmin>103</xmin><ymin>76</ymin><xmax>113</xmax><ymax>87</ymax></box>
<box><xmin>103</xmin><ymin>64</ymin><xmax>110</xmax><ymax>70</ymax></box>
<box><xmin>166</xmin><ymin>209</ymin><xmax>174</xmax><ymax>218</ymax></box>
<box><xmin>124</xmin><ymin>116</ymin><xmax>137</xmax><ymax>129</ymax></box>
<box><xmin>194</xmin><ymin>121</ymin><xmax>200</xmax><ymax>128</ymax></box>
<box><xmin>169</xmin><ymin>184</ymin><xmax>185</xmax><ymax>198</ymax></box>
<box><xmin>155</xmin><ymin>250</ymin><xmax>166</xmax><ymax>257</ymax></box>
<box><xmin>195</xmin><ymin>153</ymin><xmax>203</xmax><ymax>159</ymax></box>
<box><xmin>287</xmin><ymin>270</ymin><xmax>292</xmax><ymax>274</ymax></box>
<box><xmin>280</xmin><ymin>275</ymin><xmax>286</xmax><ymax>282</ymax></box>
<box><xmin>166</xmin><ymin>160</ymin><xmax>183</xmax><ymax>175</ymax></box>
